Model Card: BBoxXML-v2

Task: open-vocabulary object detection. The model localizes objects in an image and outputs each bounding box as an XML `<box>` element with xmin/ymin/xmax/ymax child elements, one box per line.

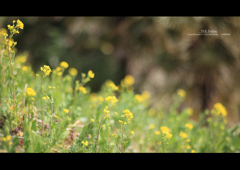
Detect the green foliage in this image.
<box><xmin>1</xmin><ymin>19</ymin><xmax>240</xmax><ymax>153</ymax></box>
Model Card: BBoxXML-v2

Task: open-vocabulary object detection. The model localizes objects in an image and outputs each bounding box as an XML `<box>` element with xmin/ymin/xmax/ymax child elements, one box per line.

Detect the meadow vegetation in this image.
<box><xmin>0</xmin><ymin>20</ymin><xmax>240</xmax><ymax>153</ymax></box>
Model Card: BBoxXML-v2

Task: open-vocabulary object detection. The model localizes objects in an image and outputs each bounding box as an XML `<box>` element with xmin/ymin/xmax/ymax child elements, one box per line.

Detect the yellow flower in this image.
<box><xmin>41</xmin><ymin>65</ymin><xmax>51</xmax><ymax>76</ymax></box>
<box><xmin>160</xmin><ymin>126</ymin><xmax>171</xmax><ymax>134</ymax></box>
<box><xmin>179</xmin><ymin>132</ymin><xmax>188</xmax><ymax>139</ymax></box>
<box><xmin>131</xmin><ymin>131</ymin><xmax>134</xmax><ymax>135</ymax></box>
<box><xmin>8</xmin><ymin>142</ymin><xmax>13</xmax><ymax>145</ymax></box>
<box><xmin>64</xmin><ymin>109</ymin><xmax>69</xmax><ymax>114</ymax></box>
<box><xmin>114</xmin><ymin>112</ymin><xmax>118</xmax><ymax>115</ymax></box>
<box><xmin>149</xmin><ymin>124</ymin><xmax>155</xmax><ymax>129</ymax></box>
<box><xmin>106</xmin><ymin>80</ymin><xmax>118</xmax><ymax>91</ymax></box>
<box><xmin>185</xmin><ymin>123</ymin><xmax>193</xmax><ymax>130</ymax></box>
<box><xmin>88</xmin><ymin>70</ymin><xmax>95</xmax><ymax>78</ymax></box>
<box><xmin>60</xmin><ymin>61</ymin><xmax>69</xmax><ymax>68</ymax></box>
<box><xmin>154</xmin><ymin>130</ymin><xmax>161</xmax><ymax>135</ymax></box>
<box><xmin>26</xmin><ymin>87</ymin><xmax>36</xmax><ymax>96</ymax></box>
<box><xmin>105</xmin><ymin>96</ymin><xmax>118</xmax><ymax>105</ymax></box>
<box><xmin>134</xmin><ymin>91</ymin><xmax>151</xmax><ymax>103</ymax></box>
<box><xmin>2</xmin><ymin>137</ymin><xmax>7</xmax><ymax>142</ymax></box>
<box><xmin>165</xmin><ymin>132</ymin><xmax>172</xmax><ymax>139</ymax></box>
<box><xmin>177</xmin><ymin>89</ymin><xmax>186</xmax><ymax>97</ymax></box>
<box><xmin>69</xmin><ymin>67</ymin><xmax>78</xmax><ymax>76</ymax></box>
<box><xmin>79</xmin><ymin>86</ymin><xmax>87</xmax><ymax>94</ymax></box>
<box><xmin>103</xmin><ymin>106</ymin><xmax>109</xmax><ymax>114</ymax></box>
<box><xmin>22</xmin><ymin>66</ymin><xmax>28</xmax><ymax>71</ymax></box>
<box><xmin>6</xmin><ymin>135</ymin><xmax>11</xmax><ymax>141</ymax></box>
<box><xmin>186</xmin><ymin>145</ymin><xmax>191</xmax><ymax>149</ymax></box>
<box><xmin>91</xmin><ymin>118</ymin><xmax>94</xmax><ymax>123</ymax></box>
<box><xmin>191</xmin><ymin>150</ymin><xmax>196</xmax><ymax>153</ymax></box>
<box><xmin>187</xmin><ymin>139</ymin><xmax>190</xmax><ymax>142</ymax></box>
<box><xmin>121</xmin><ymin>75</ymin><xmax>135</xmax><ymax>87</ymax></box>
<box><xmin>102</xmin><ymin>125</ymin><xmax>105</xmax><ymax>128</ymax></box>
<box><xmin>16</xmin><ymin>19</ymin><xmax>24</xmax><ymax>29</ymax></box>
<box><xmin>98</xmin><ymin>96</ymin><xmax>104</xmax><ymax>102</ymax></box>
<box><xmin>123</xmin><ymin>109</ymin><xmax>133</xmax><ymax>121</ymax></box>
<box><xmin>81</xmin><ymin>141</ymin><xmax>88</xmax><ymax>146</ymax></box>
<box><xmin>42</xmin><ymin>96</ymin><xmax>47</xmax><ymax>101</ymax></box>
<box><xmin>214</xmin><ymin>103</ymin><xmax>227</xmax><ymax>117</ymax></box>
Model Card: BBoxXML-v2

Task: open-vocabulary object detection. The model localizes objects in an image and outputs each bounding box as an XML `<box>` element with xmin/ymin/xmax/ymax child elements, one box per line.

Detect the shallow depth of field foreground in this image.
<box><xmin>1</xmin><ymin>18</ymin><xmax>240</xmax><ymax>153</ymax></box>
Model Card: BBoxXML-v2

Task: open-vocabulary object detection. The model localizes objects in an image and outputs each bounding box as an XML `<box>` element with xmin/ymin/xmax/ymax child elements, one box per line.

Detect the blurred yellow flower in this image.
<box><xmin>91</xmin><ymin>118</ymin><xmax>94</xmax><ymax>123</ymax></box>
<box><xmin>60</xmin><ymin>61</ymin><xmax>69</xmax><ymax>68</ymax></box>
<box><xmin>121</xmin><ymin>75</ymin><xmax>135</xmax><ymax>87</ymax></box>
<box><xmin>42</xmin><ymin>96</ymin><xmax>47</xmax><ymax>101</ymax></box>
<box><xmin>6</xmin><ymin>135</ymin><xmax>11</xmax><ymax>141</ymax></box>
<box><xmin>191</xmin><ymin>150</ymin><xmax>196</xmax><ymax>153</ymax></box>
<box><xmin>165</xmin><ymin>132</ymin><xmax>172</xmax><ymax>139</ymax></box>
<box><xmin>185</xmin><ymin>123</ymin><xmax>193</xmax><ymax>130</ymax></box>
<box><xmin>79</xmin><ymin>86</ymin><xmax>87</xmax><ymax>94</ymax></box>
<box><xmin>131</xmin><ymin>131</ymin><xmax>134</xmax><ymax>135</ymax></box>
<box><xmin>22</xmin><ymin>66</ymin><xmax>28</xmax><ymax>71</ymax></box>
<box><xmin>214</xmin><ymin>103</ymin><xmax>227</xmax><ymax>117</ymax></box>
<box><xmin>177</xmin><ymin>89</ymin><xmax>186</xmax><ymax>98</ymax></box>
<box><xmin>88</xmin><ymin>70</ymin><xmax>95</xmax><ymax>78</ymax></box>
<box><xmin>106</xmin><ymin>80</ymin><xmax>118</xmax><ymax>91</ymax></box>
<box><xmin>179</xmin><ymin>132</ymin><xmax>188</xmax><ymax>139</ymax></box>
<box><xmin>64</xmin><ymin>109</ymin><xmax>69</xmax><ymax>114</ymax></box>
<box><xmin>69</xmin><ymin>67</ymin><xmax>78</xmax><ymax>76</ymax></box>
<box><xmin>160</xmin><ymin>126</ymin><xmax>171</xmax><ymax>134</ymax></box>
<box><xmin>105</xmin><ymin>96</ymin><xmax>118</xmax><ymax>105</ymax></box>
<box><xmin>154</xmin><ymin>130</ymin><xmax>161</xmax><ymax>135</ymax></box>
<box><xmin>81</xmin><ymin>141</ymin><xmax>88</xmax><ymax>146</ymax></box>
<box><xmin>26</xmin><ymin>87</ymin><xmax>36</xmax><ymax>96</ymax></box>
<box><xmin>149</xmin><ymin>124</ymin><xmax>155</xmax><ymax>129</ymax></box>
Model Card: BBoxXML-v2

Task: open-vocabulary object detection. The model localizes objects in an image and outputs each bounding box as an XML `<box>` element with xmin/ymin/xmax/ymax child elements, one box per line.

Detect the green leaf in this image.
<box><xmin>32</xmin><ymin>120</ymin><xmax>37</xmax><ymax>131</ymax></box>
<box><xmin>58</xmin><ymin>130</ymin><xmax>69</xmax><ymax>141</ymax></box>
<box><xmin>10</xmin><ymin>136</ymin><xmax>20</xmax><ymax>153</ymax></box>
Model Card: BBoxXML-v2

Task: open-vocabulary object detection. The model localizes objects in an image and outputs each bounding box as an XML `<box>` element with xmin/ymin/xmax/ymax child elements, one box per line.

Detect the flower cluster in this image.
<box><xmin>53</xmin><ymin>66</ymin><xmax>62</xmax><ymax>76</ymax></box>
<box><xmin>81</xmin><ymin>141</ymin><xmax>88</xmax><ymax>146</ymax></box>
<box><xmin>105</xmin><ymin>96</ymin><xmax>118</xmax><ymax>106</ymax></box>
<box><xmin>185</xmin><ymin>123</ymin><xmax>193</xmax><ymax>130</ymax></box>
<box><xmin>214</xmin><ymin>103</ymin><xmax>227</xmax><ymax>117</ymax></box>
<box><xmin>40</xmin><ymin>65</ymin><xmax>51</xmax><ymax>76</ymax></box>
<box><xmin>160</xmin><ymin>126</ymin><xmax>171</xmax><ymax>134</ymax></box>
<box><xmin>7</xmin><ymin>19</ymin><xmax>24</xmax><ymax>34</ymax></box>
<box><xmin>106</xmin><ymin>80</ymin><xmax>118</xmax><ymax>91</ymax></box>
<box><xmin>119</xmin><ymin>109</ymin><xmax>133</xmax><ymax>124</ymax></box>
<box><xmin>179</xmin><ymin>132</ymin><xmax>188</xmax><ymax>139</ymax></box>
<box><xmin>134</xmin><ymin>91</ymin><xmax>151</xmax><ymax>103</ymax></box>
<box><xmin>121</xmin><ymin>75</ymin><xmax>135</xmax><ymax>87</ymax></box>
<box><xmin>26</xmin><ymin>87</ymin><xmax>36</xmax><ymax>96</ymax></box>
<box><xmin>78</xmin><ymin>86</ymin><xmax>87</xmax><ymax>94</ymax></box>
<box><xmin>88</xmin><ymin>70</ymin><xmax>94</xmax><ymax>78</ymax></box>
<box><xmin>2</xmin><ymin>135</ymin><xmax>12</xmax><ymax>145</ymax></box>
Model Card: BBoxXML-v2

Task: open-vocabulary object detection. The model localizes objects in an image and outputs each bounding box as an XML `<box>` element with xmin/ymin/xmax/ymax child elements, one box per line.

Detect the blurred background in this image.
<box><xmin>1</xmin><ymin>16</ymin><xmax>240</xmax><ymax>124</ymax></box>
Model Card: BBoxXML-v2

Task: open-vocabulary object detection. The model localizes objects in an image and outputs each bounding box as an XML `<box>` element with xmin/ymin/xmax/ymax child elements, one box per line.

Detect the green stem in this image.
<box><xmin>121</xmin><ymin>124</ymin><xmax>124</xmax><ymax>153</ymax></box>
<box><xmin>95</xmin><ymin>116</ymin><xmax>105</xmax><ymax>153</ymax></box>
